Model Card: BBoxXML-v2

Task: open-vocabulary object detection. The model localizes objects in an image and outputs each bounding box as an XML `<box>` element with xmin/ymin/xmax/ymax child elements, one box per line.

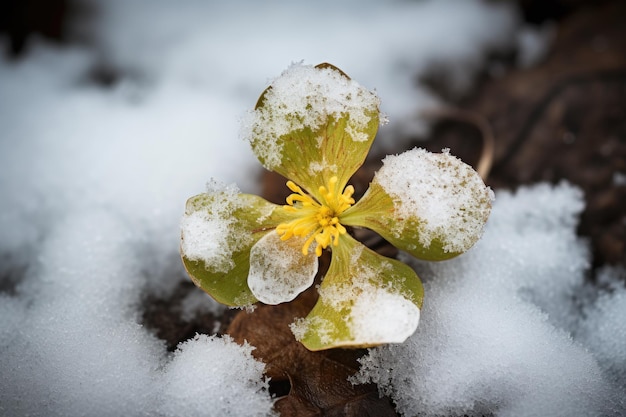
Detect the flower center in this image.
<box><xmin>276</xmin><ymin>176</ymin><xmax>355</xmax><ymax>257</ymax></box>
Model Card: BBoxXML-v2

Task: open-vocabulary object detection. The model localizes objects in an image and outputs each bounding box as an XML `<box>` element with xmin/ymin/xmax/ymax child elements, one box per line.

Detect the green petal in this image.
<box><xmin>180</xmin><ymin>185</ymin><xmax>290</xmax><ymax>306</ymax></box>
<box><xmin>292</xmin><ymin>234</ymin><xmax>423</xmax><ymax>351</ymax></box>
<box><xmin>246</xmin><ymin>63</ymin><xmax>381</xmax><ymax>198</ymax></box>
<box><xmin>341</xmin><ymin>148</ymin><xmax>493</xmax><ymax>261</ymax></box>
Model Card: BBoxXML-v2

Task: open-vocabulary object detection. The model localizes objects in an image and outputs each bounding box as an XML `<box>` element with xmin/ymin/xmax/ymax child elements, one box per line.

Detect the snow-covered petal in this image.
<box><xmin>243</xmin><ymin>63</ymin><xmax>382</xmax><ymax>199</ymax></box>
<box><xmin>180</xmin><ymin>184</ymin><xmax>289</xmax><ymax>306</ymax></box>
<box><xmin>248</xmin><ymin>232</ymin><xmax>318</xmax><ymax>305</ymax></box>
<box><xmin>291</xmin><ymin>235</ymin><xmax>423</xmax><ymax>350</ymax></box>
<box><xmin>342</xmin><ymin>148</ymin><xmax>493</xmax><ymax>261</ymax></box>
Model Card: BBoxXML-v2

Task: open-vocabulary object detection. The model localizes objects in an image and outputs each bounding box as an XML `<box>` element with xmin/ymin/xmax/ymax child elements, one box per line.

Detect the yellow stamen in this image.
<box><xmin>276</xmin><ymin>176</ymin><xmax>354</xmax><ymax>256</ymax></box>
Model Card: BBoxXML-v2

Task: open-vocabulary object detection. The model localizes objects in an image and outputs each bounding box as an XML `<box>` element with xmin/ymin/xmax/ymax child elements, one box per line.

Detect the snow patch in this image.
<box><xmin>158</xmin><ymin>334</ymin><xmax>275</xmax><ymax>417</ymax></box>
<box><xmin>577</xmin><ymin>266</ymin><xmax>626</xmax><ymax>388</ymax></box>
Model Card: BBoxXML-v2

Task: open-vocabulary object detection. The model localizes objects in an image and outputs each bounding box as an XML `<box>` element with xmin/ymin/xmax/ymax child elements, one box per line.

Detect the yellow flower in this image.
<box><xmin>180</xmin><ymin>63</ymin><xmax>493</xmax><ymax>350</ymax></box>
<box><xmin>276</xmin><ymin>176</ymin><xmax>354</xmax><ymax>257</ymax></box>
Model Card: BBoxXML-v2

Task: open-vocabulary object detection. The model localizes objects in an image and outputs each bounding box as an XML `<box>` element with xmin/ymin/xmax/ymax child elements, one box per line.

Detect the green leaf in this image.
<box><xmin>248</xmin><ymin>63</ymin><xmax>381</xmax><ymax>199</ymax></box>
<box><xmin>293</xmin><ymin>234</ymin><xmax>423</xmax><ymax>351</ymax></box>
<box><xmin>180</xmin><ymin>191</ymin><xmax>290</xmax><ymax>306</ymax></box>
<box><xmin>341</xmin><ymin>148</ymin><xmax>493</xmax><ymax>261</ymax></box>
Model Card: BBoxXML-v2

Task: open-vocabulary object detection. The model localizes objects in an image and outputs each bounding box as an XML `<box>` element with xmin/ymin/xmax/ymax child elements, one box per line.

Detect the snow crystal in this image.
<box><xmin>180</xmin><ymin>210</ymin><xmax>237</xmax><ymax>271</ymax></box>
<box><xmin>158</xmin><ymin>334</ymin><xmax>275</xmax><ymax>417</ymax></box>
<box><xmin>577</xmin><ymin>266</ymin><xmax>626</xmax><ymax>388</ymax></box>
<box><xmin>308</xmin><ymin>160</ymin><xmax>338</xmax><ymax>175</ymax></box>
<box><xmin>242</xmin><ymin>63</ymin><xmax>381</xmax><ymax>169</ymax></box>
<box><xmin>374</xmin><ymin>148</ymin><xmax>493</xmax><ymax>254</ymax></box>
<box><xmin>354</xmin><ymin>183</ymin><xmax>626</xmax><ymax>417</ymax></box>
<box><xmin>180</xmin><ymin>181</ymin><xmax>251</xmax><ymax>274</ymax></box>
<box><xmin>248</xmin><ymin>232</ymin><xmax>318</xmax><ymax>305</ymax></box>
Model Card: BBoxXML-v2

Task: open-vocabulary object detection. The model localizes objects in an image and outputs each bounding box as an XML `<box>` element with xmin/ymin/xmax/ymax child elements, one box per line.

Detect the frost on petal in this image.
<box><xmin>292</xmin><ymin>236</ymin><xmax>423</xmax><ymax>350</ymax></box>
<box><xmin>180</xmin><ymin>181</ymin><xmax>287</xmax><ymax>306</ymax></box>
<box><xmin>159</xmin><ymin>335</ymin><xmax>275</xmax><ymax>417</ymax></box>
<box><xmin>180</xmin><ymin>181</ymin><xmax>248</xmax><ymax>273</ymax></box>
<box><xmin>242</xmin><ymin>63</ymin><xmax>381</xmax><ymax>196</ymax></box>
<box><xmin>248</xmin><ymin>232</ymin><xmax>318</xmax><ymax>305</ymax></box>
<box><xmin>343</xmin><ymin>147</ymin><xmax>493</xmax><ymax>260</ymax></box>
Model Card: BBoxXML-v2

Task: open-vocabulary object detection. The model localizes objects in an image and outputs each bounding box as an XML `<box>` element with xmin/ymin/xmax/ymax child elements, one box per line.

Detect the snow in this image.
<box><xmin>159</xmin><ymin>334</ymin><xmax>274</xmax><ymax>417</ymax></box>
<box><xmin>354</xmin><ymin>183</ymin><xmax>626</xmax><ymax>417</ymax></box>
<box><xmin>577</xmin><ymin>266</ymin><xmax>626</xmax><ymax>389</ymax></box>
<box><xmin>3</xmin><ymin>1</ymin><xmax>623</xmax><ymax>416</ymax></box>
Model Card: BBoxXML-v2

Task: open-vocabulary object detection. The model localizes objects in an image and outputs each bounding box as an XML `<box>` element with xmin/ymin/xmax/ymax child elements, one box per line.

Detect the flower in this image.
<box><xmin>180</xmin><ymin>63</ymin><xmax>493</xmax><ymax>350</ymax></box>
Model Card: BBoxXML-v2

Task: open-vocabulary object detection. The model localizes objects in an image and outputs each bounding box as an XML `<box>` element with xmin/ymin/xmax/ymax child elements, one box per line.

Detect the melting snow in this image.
<box><xmin>248</xmin><ymin>233</ymin><xmax>318</xmax><ymax>305</ymax></box>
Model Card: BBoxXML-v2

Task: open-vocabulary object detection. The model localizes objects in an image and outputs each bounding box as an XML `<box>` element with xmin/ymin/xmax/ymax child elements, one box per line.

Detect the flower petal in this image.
<box><xmin>180</xmin><ymin>182</ymin><xmax>289</xmax><ymax>307</ymax></box>
<box><xmin>341</xmin><ymin>148</ymin><xmax>494</xmax><ymax>261</ymax></box>
<box><xmin>291</xmin><ymin>235</ymin><xmax>423</xmax><ymax>351</ymax></box>
<box><xmin>244</xmin><ymin>63</ymin><xmax>382</xmax><ymax>198</ymax></box>
<box><xmin>247</xmin><ymin>232</ymin><xmax>318</xmax><ymax>305</ymax></box>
